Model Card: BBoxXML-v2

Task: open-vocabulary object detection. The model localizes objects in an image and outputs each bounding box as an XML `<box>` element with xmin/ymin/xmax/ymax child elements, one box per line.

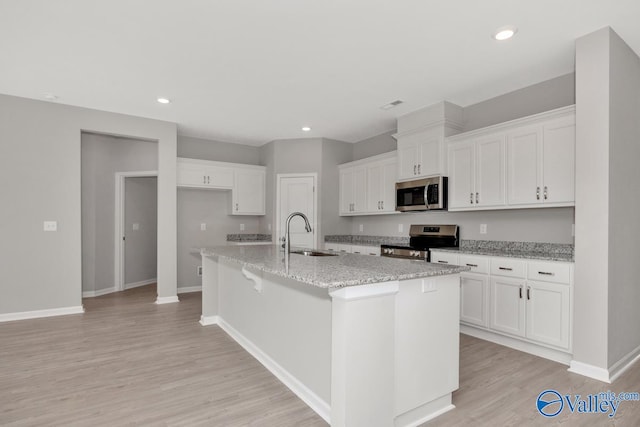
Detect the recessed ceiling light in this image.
<box><xmin>43</xmin><ymin>93</ymin><xmax>58</xmax><ymax>101</ymax></box>
<box><xmin>157</xmin><ymin>97</ymin><xmax>171</xmax><ymax>104</ymax></box>
<box><xmin>493</xmin><ymin>26</ymin><xmax>518</xmax><ymax>41</ymax></box>
<box><xmin>302</xmin><ymin>126</ymin><xmax>311</xmax><ymax>132</ymax></box>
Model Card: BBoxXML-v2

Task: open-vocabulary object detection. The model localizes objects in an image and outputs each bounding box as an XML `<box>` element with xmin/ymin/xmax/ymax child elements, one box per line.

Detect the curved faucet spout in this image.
<box><xmin>283</xmin><ymin>212</ymin><xmax>313</xmax><ymax>255</ymax></box>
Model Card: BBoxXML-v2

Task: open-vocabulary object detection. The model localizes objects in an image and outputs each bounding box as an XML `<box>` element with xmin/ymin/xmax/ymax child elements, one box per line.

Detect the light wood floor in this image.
<box><xmin>1</xmin><ymin>285</ymin><xmax>638</xmax><ymax>426</ymax></box>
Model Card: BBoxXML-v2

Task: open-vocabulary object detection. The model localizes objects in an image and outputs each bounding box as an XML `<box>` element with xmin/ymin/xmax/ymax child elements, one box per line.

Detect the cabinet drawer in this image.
<box><xmin>527</xmin><ymin>261</ymin><xmax>571</xmax><ymax>284</ymax></box>
<box><xmin>459</xmin><ymin>255</ymin><xmax>489</xmax><ymax>274</ymax></box>
<box><xmin>430</xmin><ymin>251</ymin><xmax>459</xmax><ymax>265</ymax></box>
<box><xmin>490</xmin><ymin>257</ymin><xmax>526</xmax><ymax>278</ymax></box>
<box><xmin>351</xmin><ymin>245</ymin><xmax>379</xmax><ymax>256</ymax></box>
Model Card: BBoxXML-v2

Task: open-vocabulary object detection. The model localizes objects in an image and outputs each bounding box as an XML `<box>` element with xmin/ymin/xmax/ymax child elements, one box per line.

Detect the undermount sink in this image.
<box><xmin>290</xmin><ymin>250</ymin><xmax>338</xmax><ymax>257</ymax></box>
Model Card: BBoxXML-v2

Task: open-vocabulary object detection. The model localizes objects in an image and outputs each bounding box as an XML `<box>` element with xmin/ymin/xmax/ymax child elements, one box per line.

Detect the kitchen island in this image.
<box><xmin>199</xmin><ymin>245</ymin><xmax>468</xmax><ymax>427</ymax></box>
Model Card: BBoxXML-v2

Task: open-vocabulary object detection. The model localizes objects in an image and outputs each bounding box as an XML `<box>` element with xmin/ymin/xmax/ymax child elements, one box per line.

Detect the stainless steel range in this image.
<box><xmin>380</xmin><ymin>224</ymin><xmax>459</xmax><ymax>261</ymax></box>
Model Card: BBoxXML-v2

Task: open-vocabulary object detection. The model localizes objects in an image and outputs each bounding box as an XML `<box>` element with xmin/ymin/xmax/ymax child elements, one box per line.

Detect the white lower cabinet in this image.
<box><xmin>430</xmin><ymin>251</ymin><xmax>573</xmax><ymax>356</ymax></box>
<box><xmin>460</xmin><ymin>273</ymin><xmax>489</xmax><ymax>327</ymax></box>
<box><xmin>324</xmin><ymin>243</ymin><xmax>380</xmax><ymax>256</ymax></box>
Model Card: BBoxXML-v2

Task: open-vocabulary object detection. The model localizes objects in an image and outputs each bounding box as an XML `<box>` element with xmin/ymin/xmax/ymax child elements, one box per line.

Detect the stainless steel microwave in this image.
<box><xmin>395</xmin><ymin>176</ymin><xmax>448</xmax><ymax>211</ymax></box>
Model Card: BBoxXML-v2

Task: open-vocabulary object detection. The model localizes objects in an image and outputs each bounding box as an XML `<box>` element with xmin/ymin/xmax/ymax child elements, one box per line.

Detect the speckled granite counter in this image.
<box><xmin>432</xmin><ymin>240</ymin><xmax>574</xmax><ymax>262</ymax></box>
<box><xmin>324</xmin><ymin>235</ymin><xmax>409</xmax><ymax>246</ymax></box>
<box><xmin>227</xmin><ymin>233</ymin><xmax>272</xmax><ymax>242</ymax></box>
<box><xmin>201</xmin><ymin>245</ymin><xmax>468</xmax><ymax>288</ymax></box>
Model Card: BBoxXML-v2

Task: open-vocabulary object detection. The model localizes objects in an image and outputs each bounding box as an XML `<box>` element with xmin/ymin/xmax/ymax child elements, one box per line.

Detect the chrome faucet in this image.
<box><xmin>282</xmin><ymin>212</ymin><xmax>312</xmax><ymax>254</ymax></box>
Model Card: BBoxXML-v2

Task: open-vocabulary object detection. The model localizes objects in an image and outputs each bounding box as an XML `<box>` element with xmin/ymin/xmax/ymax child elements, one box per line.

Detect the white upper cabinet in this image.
<box><xmin>339</xmin><ymin>152</ymin><xmax>398</xmax><ymax>216</ymax></box>
<box><xmin>448</xmin><ymin>136</ymin><xmax>505</xmax><ymax>210</ymax></box>
<box><xmin>231</xmin><ymin>166</ymin><xmax>266</xmax><ymax>215</ymax></box>
<box><xmin>177</xmin><ymin>158</ymin><xmax>266</xmax><ymax>216</ymax></box>
<box><xmin>396</xmin><ymin>129</ymin><xmax>446</xmax><ymax>180</ymax></box>
<box><xmin>177</xmin><ymin>158</ymin><xmax>234</xmax><ymax>189</ymax></box>
<box><xmin>447</xmin><ymin>105</ymin><xmax>575</xmax><ymax>211</ymax></box>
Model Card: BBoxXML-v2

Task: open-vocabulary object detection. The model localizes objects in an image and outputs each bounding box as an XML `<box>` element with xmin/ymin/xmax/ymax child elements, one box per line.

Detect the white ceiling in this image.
<box><xmin>1</xmin><ymin>1</ymin><xmax>639</xmax><ymax>146</ymax></box>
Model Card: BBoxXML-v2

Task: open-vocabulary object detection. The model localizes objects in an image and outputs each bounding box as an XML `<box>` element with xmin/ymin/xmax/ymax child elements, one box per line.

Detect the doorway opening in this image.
<box><xmin>276</xmin><ymin>173</ymin><xmax>318</xmax><ymax>249</ymax></box>
<box><xmin>80</xmin><ymin>132</ymin><xmax>158</xmax><ymax>301</ymax></box>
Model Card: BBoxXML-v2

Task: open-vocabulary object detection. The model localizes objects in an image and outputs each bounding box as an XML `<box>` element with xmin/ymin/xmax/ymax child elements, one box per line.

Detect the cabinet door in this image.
<box><xmin>490</xmin><ymin>277</ymin><xmax>526</xmax><ymax>337</ymax></box>
<box><xmin>352</xmin><ymin>167</ymin><xmax>367</xmax><ymax>213</ymax></box>
<box><xmin>380</xmin><ymin>158</ymin><xmax>397</xmax><ymax>212</ymax></box>
<box><xmin>232</xmin><ymin>169</ymin><xmax>265</xmax><ymax>215</ymax></box>
<box><xmin>417</xmin><ymin>133</ymin><xmax>443</xmax><ymax>177</ymax></box>
<box><xmin>475</xmin><ymin>135</ymin><xmax>505</xmax><ymax>207</ymax></box>
<box><xmin>397</xmin><ymin>138</ymin><xmax>419</xmax><ymax>180</ymax></box>
<box><xmin>542</xmin><ymin>116</ymin><xmax>575</xmax><ymax>204</ymax></box>
<box><xmin>460</xmin><ymin>273</ymin><xmax>489</xmax><ymax>327</ymax></box>
<box><xmin>507</xmin><ymin>126</ymin><xmax>542</xmax><ymax>205</ymax></box>
<box><xmin>448</xmin><ymin>141</ymin><xmax>475</xmax><ymax>209</ymax></box>
<box><xmin>367</xmin><ymin>161</ymin><xmax>384</xmax><ymax>212</ymax></box>
<box><xmin>525</xmin><ymin>281</ymin><xmax>570</xmax><ymax>349</ymax></box>
<box><xmin>339</xmin><ymin>168</ymin><xmax>354</xmax><ymax>215</ymax></box>
<box><xmin>177</xmin><ymin>166</ymin><xmax>209</xmax><ymax>188</ymax></box>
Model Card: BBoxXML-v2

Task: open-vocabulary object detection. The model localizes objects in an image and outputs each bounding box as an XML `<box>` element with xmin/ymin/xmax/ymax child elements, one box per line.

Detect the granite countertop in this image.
<box><xmin>325</xmin><ymin>235</ymin><xmax>409</xmax><ymax>247</ymax></box>
<box><xmin>201</xmin><ymin>245</ymin><xmax>469</xmax><ymax>289</ymax></box>
<box><xmin>431</xmin><ymin>247</ymin><xmax>574</xmax><ymax>262</ymax></box>
<box><xmin>227</xmin><ymin>233</ymin><xmax>272</xmax><ymax>242</ymax></box>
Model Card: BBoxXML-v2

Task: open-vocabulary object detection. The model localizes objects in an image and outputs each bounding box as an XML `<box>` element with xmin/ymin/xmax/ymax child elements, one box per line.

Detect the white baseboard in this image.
<box><xmin>217</xmin><ymin>317</ymin><xmax>331</xmax><ymax>424</ymax></box>
<box><xmin>460</xmin><ymin>324</ymin><xmax>572</xmax><ymax>365</ymax></box>
<box><xmin>178</xmin><ymin>286</ymin><xmax>202</xmax><ymax>294</ymax></box>
<box><xmin>609</xmin><ymin>343</ymin><xmax>640</xmax><ymax>382</ymax></box>
<box><xmin>155</xmin><ymin>295</ymin><xmax>179</xmax><ymax>305</ymax></box>
<box><xmin>199</xmin><ymin>315</ymin><xmax>220</xmax><ymax>326</ymax></box>
<box><xmin>568</xmin><ymin>360</ymin><xmax>611</xmax><ymax>383</ymax></box>
<box><xmin>0</xmin><ymin>305</ymin><xmax>85</xmax><ymax>323</ymax></box>
<box><xmin>124</xmin><ymin>278</ymin><xmax>156</xmax><ymax>290</ymax></box>
<box><xmin>82</xmin><ymin>287</ymin><xmax>117</xmax><ymax>298</ymax></box>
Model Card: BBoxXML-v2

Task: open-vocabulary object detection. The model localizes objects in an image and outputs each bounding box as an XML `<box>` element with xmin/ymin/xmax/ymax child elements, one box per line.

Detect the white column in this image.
<box><xmin>329</xmin><ymin>282</ymin><xmax>399</xmax><ymax>427</ymax></box>
<box><xmin>199</xmin><ymin>254</ymin><xmax>220</xmax><ymax>326</ymax></box>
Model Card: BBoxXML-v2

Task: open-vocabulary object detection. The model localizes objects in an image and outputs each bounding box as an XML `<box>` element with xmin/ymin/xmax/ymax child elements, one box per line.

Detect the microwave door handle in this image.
<box><xmin>424</xmin><ymin>185</ymin><xmax>431</xmax><ymax>210</ymax></box>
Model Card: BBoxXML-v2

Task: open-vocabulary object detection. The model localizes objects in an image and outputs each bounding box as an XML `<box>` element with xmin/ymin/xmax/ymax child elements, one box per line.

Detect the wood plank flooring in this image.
<box><xmin>1</xmin><ymin>284</ymin><xmax>638</xmax><ymax>426</ymax></box>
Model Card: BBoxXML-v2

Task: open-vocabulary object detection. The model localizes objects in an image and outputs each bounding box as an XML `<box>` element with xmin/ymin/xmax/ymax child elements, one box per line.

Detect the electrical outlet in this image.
<box><xmin>267</xmin><ymin>223</ymin><xmax>272</xmax><ymax>231</ymax></box>
<box><xmin>43</xmin><ymin>221</ymin><xmax>57</xmax><ymax>232</ymax></box>
<box><xmin>132</xmin><ymin>223</ymin><xmax>140</xmax><ymax>231</ymax></box>
<box><xmin>197</xmin><ymin>266</ymin><xmax>203</xmax><ymax>277</ymax></box>
<box><xmin>240</xmin><ymin>223</ymin><xmax>245</xmax><ymax>231</ymax></box>
<box><xmin>480</xmin><ymin>224</ymin><xmax>487</xmax><ymax>234</ymax></box>
<box><xmin>359</xmin><ymin>224</ymin><xmax>364</xmax><ymax>232</ymax></box>
<box><xmin>398</xmin><ymin>223</ymin><xmax>404</xmax><ymax>233</ymax></box>
<box><xmin>200</xmin><ymin>223</ymin><xmax>206</xmax><ymax>231</ymax></box>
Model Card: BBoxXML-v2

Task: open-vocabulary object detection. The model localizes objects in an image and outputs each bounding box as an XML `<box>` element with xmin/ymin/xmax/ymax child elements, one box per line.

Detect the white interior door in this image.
<box><xmin>277</xmin><ymin>174</ymin><xmax>317</xmax><ymax>249</ymax></box>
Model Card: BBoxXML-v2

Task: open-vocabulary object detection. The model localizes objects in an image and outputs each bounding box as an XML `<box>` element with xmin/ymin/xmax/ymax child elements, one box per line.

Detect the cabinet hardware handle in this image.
<box><xmin>519</xmin><ymin>286</ymin><xmax>523</xmax><ymax>299</ymax></box>
<box><xmin>207</xmin><ymin>176</ymin><xmax>210</xmax><ymax>184</ymax></box>
<box><xmin>438</xmin><ymin>260</ymin><xmax>449</xmax><ymax>264</ymax></box>
<box><xmin>235</xmin><ymin>203</ymin><xmax>239</xmax><ymax>211</ymax></box>
<box><xmin>499</xmin><ymin>267</ymin><xmax>513</xmax><ymax>271</ymax></box>
<box><xmin>538</xmin><ymin>271</ymin><xmax>554</xmax><ymax>276</ymax></box>
<box><xmin>536</xmin><ymin>187</ymin><xmax>540</xmax><ymax>200</ymax></box>
<box><xmin>417</xmin><ymin>164</ymin><xmax>421</xmax><ymax>174</ymax></box>
<box><xmin>466</xmin><ymin>263</ymin><xmax>478</xmax><ymax>267</ymax></box>
<box><xmin>203</xmin><ymin>176</ymin><xmax>207</xmax><ymax>184</ymax></box>
<box><xmin>527</xmin><ymin>286</ymin><xmax>531</xmax><ymax>300</ymax></box>
<box><xmin>381</xmin><ymin>201</ymin><xmax>384</xmax><ymax>209</ymax></box>
<box><xmin>476</xmin><ymin>192</ymin><xmax>479</xmax><ymax>204</ymax></box>
<box><xmin>544</xmin><ymin>186</ymin><xmax>548</xmax><ymax>200</ymax></box>
<box><xmin>414</xmin><ymin>165</ymin><xmax>417</xmax><ymax>175</ymax></box>
<box><xmin>470</xmin><ymin>193</ymin><xmax>474</xmax><ymax>204</ymax></box>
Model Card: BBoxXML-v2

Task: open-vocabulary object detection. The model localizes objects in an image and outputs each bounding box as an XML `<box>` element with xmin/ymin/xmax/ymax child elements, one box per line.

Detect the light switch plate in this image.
<box><xmin>200</xmin><ymin>223</ymin><xmax>206</xmax><ymax>231</ymax></box>
<box><xmin>132</xmin><ymin>223</ymin><xmax>140</xmax><ymax>231</ymax></box>
<box><xmin>43</xmin><ymin>221</ymin><xmax>57</xmax><ymax>231</ymax></box>
<box><xmin>359</xmin><ymin>224</ymin><xmax>363</xmax><ymax>232</ymax></box>
<box><xmin>480</xmin><ymin>224</ymin><xmax>487</xmax><ymax>234</ymax></box>
<box><xmin>240</xmin><ymin>223</ymin><xmax>245</xmax><ymax>231</ymax></box>
<box><xmin>398</xmin><ymin>223</ymin><xmax>404</xmax><ymax>233</ymax></box>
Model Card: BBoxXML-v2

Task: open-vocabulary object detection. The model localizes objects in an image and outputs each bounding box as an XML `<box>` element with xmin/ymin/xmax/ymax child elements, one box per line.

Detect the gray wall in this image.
<box><xmin>178</xmin><ymin>135</ymin><xmax>260</xmax><ymax>165</ymax></box>
<box><xmin>607</xmin><ymin>30</ymin><xmax>640</xmax><ymax>369</ymax></box>
<box><xmin>320</xmin><ymin>139</ymin><xmax>354</xmax><ymax>240</ymax></box>
<box><xmin>124</xmin><ymin>177</ymin><xmax>158</xmax><ymax>286</ymax></box>
<box><xmin>462</xmin><ymin>73</ymin><xmax>576</xmax><ymax>132</ymax></box>
<box><xmin>352</xmin><ymin>131</ymin><xmax>394</xmax><ymax>161</ymax></box>
<box><xmin>81</xmin><ymin>133</ymin><xmax>158</xmax><ymax>293</ymax></box>
<box><xmin>348</xmin><ymin>208</ymin><xmax>574</xmax><ymax>243</ymax></box>
<box><xmin>0</xmin><ymin>94</ymin><xmax>177</xmax><ymax>316</ymax></box>
<box><xmin>177</xmin><ymin>189</ymin><xmax>260</xmax><ymax>289</ymax></box>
